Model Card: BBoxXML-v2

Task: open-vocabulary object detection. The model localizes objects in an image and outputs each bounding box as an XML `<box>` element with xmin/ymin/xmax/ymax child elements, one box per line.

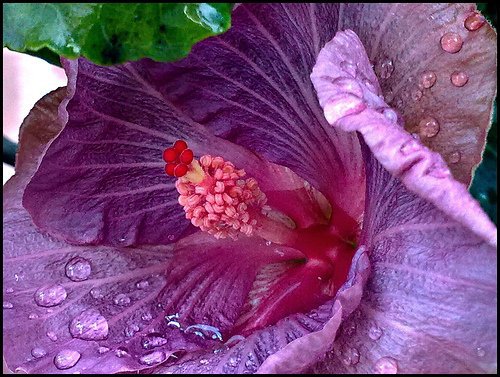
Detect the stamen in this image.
<box><xmin>163</xmin><ymin>140</ymin><xmax>268</xmax><ymax>240</ymax></box>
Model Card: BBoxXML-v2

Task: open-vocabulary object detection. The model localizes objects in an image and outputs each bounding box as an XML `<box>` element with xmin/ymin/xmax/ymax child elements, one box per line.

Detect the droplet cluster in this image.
<box><xmin>176</xmin><ymin>155</ymin><xmax>267</xmax><ymax>239</ymax></box>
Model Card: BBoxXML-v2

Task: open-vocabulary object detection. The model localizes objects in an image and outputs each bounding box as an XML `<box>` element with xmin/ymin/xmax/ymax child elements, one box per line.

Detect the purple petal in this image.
<box><xmin>310</xmin><ymin>29</ymin><xmax>497</xmax><ymax>373</ymax></box>
<box><xmin>311</xmin><ymin>29</ymin><xmax>496</xmax><ymax>245</ymax></box>
<box><xmin>311</xmin><ymin>145</ymin><xmax>497</xmax><ymax>374</ymax></box>
<box><xmin>22</xmin><ymin>4</ymin><xmax>365</xmax><ymax>247</ymax></box>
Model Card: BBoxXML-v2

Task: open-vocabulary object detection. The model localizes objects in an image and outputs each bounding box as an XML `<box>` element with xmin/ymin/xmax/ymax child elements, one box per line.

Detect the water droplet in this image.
<box><xmin>167</xmin><ymin>320</ymin><xmax>181</xmax><ymax>329</ymax></box>
<box><xmin>31</xmin><ymin>347</ymin><xmax>47</xmax><ymax>359</ymax></box>
<box><xmin>265</xmin><ymin>240</ymin><xmax>272</xmax><ymax>246</ymax></box>
<box><xmin>136</xmin><ymin>280</ymin><xmax>150</xmax><ymax>289</ymax></box>
<box><xmin>342</xmin><ymin>347</ymin><xmax>360</xmax><ymax>366</ymax></box>
<box><xmin>97</xmin><ymin>346</ymin><xmax>110</xmax><ymax>354</ymax></box>
<box><xmin>90</xmin><ymin>288</ymin><xmax>103</xmax><ymax>299</ymax></box>
<box><xmin>3</xmin><ymin>301</ymin><xmax>13</xmax><ymax>309</ymax></box>
<box><xmin>451</xmin><ymin>71</ymin><xmax>468</xmax><ymax>87</ymax></box>
<box><xmin>113</xmin><ymin>293</ymin><xmax>131</xmax><ymax>306</ymax></box>
<box><xmin>200</xmin><ymin>359</ymin><xmax>209</xmax><ymax>365</ymax></box>
<box><xmin>383</xmin><ymin>108</ymin><xmax>398</xmax><ymax>123</ymax></box>
<box><xmin>124</xmin><ymin>323</ymin><xmax>140</xmax><ymax>337</ymax></box>
<box><xmin>228</xmin><ymin>357</ymin><xmax>238</xmax><ymax>367</ymax></box>
<box><xmin>46</xmin><ymin>331</ymin><xmax>58</xmax><ymax>341</ymax></box>
<box><xmin>476</xmin><ymin>347</ymin><xmax>486</xmax><ymax>357</ymax></box>
<box><xmin>168</xmin><ymin>234</ymin><xmax>175</xmax><ymax>241</ymax></box>
<box><xmin>184</xmin><ymin>324</ymin><xmax>223</xmax><ymax>341</ymax></box>
<box><xmin>69</xmin><ymin>309</ymin><xmax>109</xmax><ymax>340</ymax></box>
<box><xmin>141</xmin><ymin>312</ymin><xmax>153</xmax><ymax>321</ymax></box>
<box><xmin>411</xmin><ymin>89</ymin><xmax>423</xmax><ymax>101</ymax></box>
<box><xmin>449</xmin><ymin>151</ymin><xmax>461</xmax><ymax>164</ymax></box>
<box><xmin>465</xmin><ymin>12</ymin><xmax>486</xmax><ymax>31</ymax></box>
<box><xmin>28</xmin><ymin>313</ymin><xmax>39</xmax><ymax>320</ymax></box>
<box><xmin>400</xmin><ymin>139</ymin><xmax>421</xmax><ymax>156</ymax></box>
<box><xmin>340</xmin><ymin>61</ymin><xmax>357</xmax><ymax>77</ymax></box>
<box><xmin>374</xmin><ymin>356</ymin><xmax>398</xmax><ymax>374</ymax></box>
<box><xmin>65</xmin><ymin>257</ymin><xmax>92</xmax><ymax>282</ymax></box>
<box><xmin>54</xmin><ymin>349</ymin><xmax>81</xmax><ymax>370</ymax></box>
<box><xmin>418</xmin><ymin>117</ymin><xmax>440</xmax><ymax>138</ymax></box>
<box><xmin>141</xmin><ymin>333</ymin><xmax>168</xmax><ymax>349</ymax></box>
<box><xmin>139</xmin><ymin>350</ymin><xmax>167</xmax><ymax>366</ymax></box>
<box><xmin>6</xmin><ymin>287</ymin><xmax>14</xmax><ymax>294</ymax></box>
<box><xmin>115</xmin><ymin>347</ymin><xmax>129</xmax><ymax>358</ymax></box>
<box><xmin>34</xmin><ymin>284</ymin><xmax>68</xmax><ymax>307</ymax></box>
<box><xmin>368</xmin><ymin>325</ymin><xmax>383</xmax><ymax>340</ymax></box>
<box><xmin>378</xmin><ymin>58</ymin><xmax>394</xmax><ymax>80</ymax></box>
<box><xmin>420</xmin><ymin>71</ymin><xmax>437</xmax><ymax>89</ymax></box>
<box><xmin>440</xmin><ymin>32</ymin><xmax>463</xmax><ymax>54</ymax></box>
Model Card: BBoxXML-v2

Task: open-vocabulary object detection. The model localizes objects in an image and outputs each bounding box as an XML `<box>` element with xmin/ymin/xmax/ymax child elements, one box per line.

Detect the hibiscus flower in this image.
<box><xmin>3</xmin><ymin>3</ymin><xmax>496</xmax><ymax>374</ymax></box>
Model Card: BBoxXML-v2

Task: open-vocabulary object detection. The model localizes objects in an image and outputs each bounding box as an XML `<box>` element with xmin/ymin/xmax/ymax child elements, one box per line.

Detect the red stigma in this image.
<box><xmin>163</xmin><ymin>139</ymin><xmax>192</xmax><ymax>178</ymax></box>
<box><xmin>174</xmin><ymin>140</ymin><xmax>188</xmax><ymax>153</ymax></box>
<box><xmin>163</xmin><ymin>147</ymin><xmax>178</xmax><ymax>163</ymax></box>
<box><xmin>179</xmin><ymin>149</ymin><xmax>194</xmax><ymax>164</ymax></box>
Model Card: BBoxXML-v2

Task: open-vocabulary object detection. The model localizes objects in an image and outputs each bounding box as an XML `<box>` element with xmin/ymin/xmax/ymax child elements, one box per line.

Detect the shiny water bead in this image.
<box><xmin>69</xmin><ymin>309</ymin><xmax>109</xmax><ymax>340</ymax></box>
<box><xmin>418</xmin><ymin>117</ymin><xmax>440</xmax><ymax>138</ymax></box>
<box><xmin>54</xmin><ymin>349</ymin><xmax>81</xmax><ymax>370</ymax></box>
<box><xmin>450</xmin><ymin>71</ymin><xmax>469</xmax><ymax>87</ymax></box>
<box><xmin>464</xmin><ymin>12</ymin><xmax>486</xmax><ymax>31</ymax></box>
<box><xmin>449</xmin><ymin>151</ymin><xmax>461</xmax><ymax>164</ymax></box>
<box><xmin>420</xmin><ymin>71</ymin><xmax>437</xmax><ymax>89</ymax></box>
<box><xmin>176</xmin><ymin>155</ymin><xmax>267</xmax><ymax>240</ymax></box>
<box><xmin>374</xmin><ymin>356</ymin><xmax>398</xmax><ymax>374</ymax></box>
<box><xmin>440</xmin><ymin>32</ymin><xmax>463</xmax><ymax>53</ymax></box>
<box><xmin>65</xmin><ymin>257</ymin><xmax>91</xmax><ymax>282</ymax></box>
<box><xmin>34</xmin><ymin>284</ymin><xmax>67</xmax><ymax>307</ymax></box>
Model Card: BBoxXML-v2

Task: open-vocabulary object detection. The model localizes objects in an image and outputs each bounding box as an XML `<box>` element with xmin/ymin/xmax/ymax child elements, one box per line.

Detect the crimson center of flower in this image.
<box><xmin>163</xmin><ymin>139</ymin><xmax>357</xmax><ymax>335</ymax></box>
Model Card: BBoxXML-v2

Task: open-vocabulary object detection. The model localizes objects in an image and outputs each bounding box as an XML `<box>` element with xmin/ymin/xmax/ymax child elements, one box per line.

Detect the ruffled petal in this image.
<box><xmin>311</xmin><ymin>29</ymin><xmax>496</xmax><ymax>245</ymax></box>
<box><xmin>22</xmin><ymin>3</ymin><xmax>365</xmax><ymax>247</ymax></box>
<box><xmin>341</xmin><ymin>3</ymin><xmax>496</xmax><ymax>185</ymax></box>
<box><xmin>311</xmin><ymin>145</ymin><xmax>497</xmax><ymax>374</ymax></box>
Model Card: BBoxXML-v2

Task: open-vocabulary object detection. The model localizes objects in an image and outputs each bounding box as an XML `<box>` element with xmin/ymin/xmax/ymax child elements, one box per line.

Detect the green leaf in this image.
<box><xmin>3</xmin><ymin>3</ymin><xmax>233</xmax><ymax>66</ymax></box>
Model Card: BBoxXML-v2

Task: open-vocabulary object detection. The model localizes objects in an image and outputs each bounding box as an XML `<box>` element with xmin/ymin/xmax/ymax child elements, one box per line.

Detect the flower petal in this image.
<box><xmin>342</xmin><ymin>3</ymin><xmax>496</xmax><ymax>185</ymax></box>
<box><xmin>311</xmin><ymin>145</ymin><xmax>497</xmax><ymax>374</ymax></box>
<box><xmin>311</xmin><ymin>29</ymin><xmax>496</xmax><ymax>245</ymax></box>
<box><xmin>22</xmin><ymin>3</ymin><xmax>365</xmax><ymax>246</ymax></box>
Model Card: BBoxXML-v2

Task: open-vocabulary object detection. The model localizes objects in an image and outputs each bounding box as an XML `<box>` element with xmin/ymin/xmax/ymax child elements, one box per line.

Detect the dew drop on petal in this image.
<box><xmin>440</xmin><ymin>32</ymin><xmax>463</xmax><ymax>53</ymax></box>
<box><xmin>141</xmin><ymin>333</ymin><xmax>169</xmax><ymax>350</ymax></box>
<box><xmin>465</xmin><ymin>12</ymin><xmax>486</xmax><ymax>31</ymax></box>
<box><xmin>28</xmin><ymin>313</ymin><xmax>39</xmax><ymax>320</ymax></box>
<box><xmin>31</xmin><ymin>347</ymin><xmax>47</xmax><ymax>359</ymax></box>
<box><xmin>420</xmin><ymin>71</ymin><xmax>437</xmax><ymax>89</ymax></box>
<box><xmin>69</xmin><ymin>309</ymin><xmax>109</xmax><ymax>340</ymax></box>
<box><xmin>141</xmin><ymin>312</ymin><xmax>153</xmax><ymax>321</ymax></box>
<box><xmin>184</xmin><ymin>324</ymin><xmax>223</xmax><ymax>341</ymax></box>
<box><xmin>124</xmin><ymin>323</ymin><xmax>140</xmax><ymax>337</ymax></box>
<box><xmin>342</xmin><ymin>347</ymin><xmax>360</xmax><ymax>366</ymax></box>
<box><xmin>115</xmin><ymin>347</ymin><xmax>129</xmax><ymax>358</ymax></box>
<box><xmin>476</xmin><ymin>347</ymin><xmax>486</xmax><ymax>357</ymax></box>
<box><xmin>90</xmin><ymin>288</ymin><xmax>103</xmax><ymax>299</ymax></box>
<box><xmin>168</xmin><ymin>234</ymin><xmax>175</xmax><ymax>241</ymax></box>
<box><xmin>374</xmin><ymin>356</ymin><xmax>398</xmax><ymax>374</ymax></box>
<box><xmin>98</xmin><ymin>346</ymin><xmax>110</xmax><ymax>354</ymax></box>
<box><xmin>418</xmin><ymin>117</ymin><xmax>440</xmax><ymax>138</ymax></box>
<box><xmin>113</xmin><ymin>293</ymin><xmax>131</xmax><ymax>306</ymax></box>
<box><xmin>6</xmin><ymin>287</ymin><xmax>14</xmax><ymax>294</ymax></box>
<box><xmin>383</xmin><ymin>108</ymin><xmax>398</xmax><ymax>123</ymax></box>
<box><xmin>46</xmin><ymin>331</ymin><xmax>58</xmax><ymax>341</ymax></box>
<box><xmin>368</xmin><ymin>324</ymin><xmax>383</xmax><ymax>340</ymax></box>
<box><xmin>451</xmin><ymin>71</ymin><xmax>469</xmax><ymax>87</ymax></box>
<box><xmin>378</xmin><ymin>58</ymin><xmax>394</xmax><ymax>79</ymax></box>
<box><xmin>411</xmin><ymin>89</ymin><xmax>423</xmax><ymax>101</ymax></box>
<box><xmin>139</xmin><ymin>350</ymin><xmax>167</xmax><ymax>366</ymax></box>
<box><xmin>136</xmin><ymin>280</ymin><xmax>150</xmax><ymax>289</ymax></box>
<box><xmin>34</xmin><ymin>284</ymin><xmax>68</xmax><ymax>307</ymax></box>
<box><xmin>54</xmin><ymin>349</ymin><xmax>81</xmax><ymax>370</ymax></box>
<box><xmin>65</xmin><ymin>257</ymin><xmax>92</xmax><ymax>282</ymax></box>
<box><xmin>449</xmin><ymin>151</ymin><xmax>461</xmax><ymax>164</ymax></box>
<box><xmin>3</xmin><ymin>301</ymin><xmax>13</xmax><ymax>309</ymax></box>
